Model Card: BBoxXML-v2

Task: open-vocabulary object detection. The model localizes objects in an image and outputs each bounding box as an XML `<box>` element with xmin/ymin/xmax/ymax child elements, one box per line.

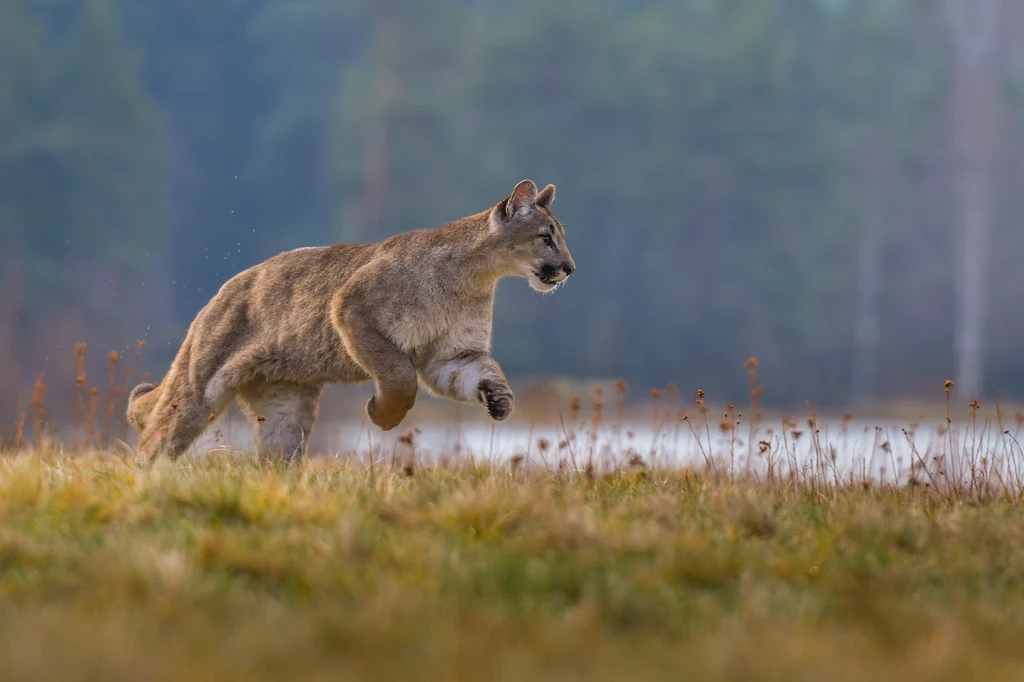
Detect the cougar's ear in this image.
<box><xmin>505</xmin><ymin>179</ymin><xmax>538</xmax><ymax>218</ymax></box>
<box><xmin>535</xmin><ymin>184</ymin><xmax>555</xmax><ymax>209</ymax></box>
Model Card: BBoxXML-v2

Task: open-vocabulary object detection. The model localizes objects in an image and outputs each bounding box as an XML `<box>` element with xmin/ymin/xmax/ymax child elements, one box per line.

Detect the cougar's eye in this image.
<box><xmin>541</xmin><ymin>233</ymin><xmax>554</xmax><ymax>247</ymax></box>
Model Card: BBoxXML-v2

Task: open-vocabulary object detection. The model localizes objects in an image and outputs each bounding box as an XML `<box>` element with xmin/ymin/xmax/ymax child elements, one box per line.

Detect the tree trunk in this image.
<box><xmin>851</xmin><ymin>138</ymin><xmax>887</xmax><ymax>407</ymax></box>
<box><xmin>950</xmin><ymin>69</ymin><xmax>996</xmax><ymax>401</ymax></box>
<box><xmin>944</xmin><ymin>0</ymin><xmax>1004</xmax><ymax>400</ymax></box>
<box><xmin>356</xmin><ymin>15</ymin><xmax>400</xmax><ymax>240</ymax></box>
<box><xmin>0</xmin><ymin>247</ymin><xmax>23</xmax><ymax>394</ymax></box>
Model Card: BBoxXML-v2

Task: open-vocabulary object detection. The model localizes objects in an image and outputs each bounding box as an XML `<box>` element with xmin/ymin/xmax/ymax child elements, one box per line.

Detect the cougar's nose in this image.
<box><xmin>562</xmin><ymin>262</ymin><xmax>575</xmax><ymax>277</ymax></box>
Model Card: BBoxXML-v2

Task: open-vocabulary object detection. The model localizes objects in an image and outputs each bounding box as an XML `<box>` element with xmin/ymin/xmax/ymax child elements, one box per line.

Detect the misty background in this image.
<box><xmin>3</xmin><ymin>0</ymin><xmax>1024</xmax><ymax>418</ymax></box>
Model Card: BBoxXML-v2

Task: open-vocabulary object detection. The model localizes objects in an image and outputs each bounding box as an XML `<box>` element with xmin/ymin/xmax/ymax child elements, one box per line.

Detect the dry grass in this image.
<box><xmin>0</xmin><ymin>450</ymin><xmax>1020</xmax><ymax>681</ymax></box>
<box><xmin>4</xmin><ymin>351</ymin><xmax>1024</xmax><ymax>679</ymax></box>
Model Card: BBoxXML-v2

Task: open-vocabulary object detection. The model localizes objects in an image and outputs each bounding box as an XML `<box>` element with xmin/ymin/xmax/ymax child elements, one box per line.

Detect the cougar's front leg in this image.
<box><xmin>333</xmin><ymin>305</ymin><xmax>418</xmax><ymax>431</ymax></box>
<box><xmin>421</xmin><ymin>351</ymin><xmax>514</xmax><ymax>421</ymax></box>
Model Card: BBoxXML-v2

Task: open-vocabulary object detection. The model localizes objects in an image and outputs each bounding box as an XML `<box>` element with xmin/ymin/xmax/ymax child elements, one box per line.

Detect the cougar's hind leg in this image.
<box><xmin>237</xmin><ymin>381</ymin><xmax>323</xmax><ymax>462</ymax></box>
<box><xmin>135</xmin><ymin>367</ymin><xmax>232</xmax><ymax>462</ymax></box>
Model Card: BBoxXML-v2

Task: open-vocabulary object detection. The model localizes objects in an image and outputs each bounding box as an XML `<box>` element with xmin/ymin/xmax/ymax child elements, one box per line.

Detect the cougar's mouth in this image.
<box><xmin>530</xmin><ymin>269</ymin><xmax>563</xmax><ymax>293</ymax></box>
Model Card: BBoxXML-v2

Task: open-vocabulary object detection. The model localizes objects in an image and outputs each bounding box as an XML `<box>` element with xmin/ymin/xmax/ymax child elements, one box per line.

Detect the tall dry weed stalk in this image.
<box><xmin>744</xmin><ymin>356</ymin><xmax>762</xmax><ymax>473</ymax></box>
<box><xmin>29</xmin><ymin>376</ymin><xmax>46</xmax><ymax>449</ymax></box>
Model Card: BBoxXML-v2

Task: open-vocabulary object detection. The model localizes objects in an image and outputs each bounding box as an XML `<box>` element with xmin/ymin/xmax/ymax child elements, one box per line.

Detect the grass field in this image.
<box><xmin>0</xmin><ymin>448</ymin><xmax>1023</xmax><ymax>682</ymax></box>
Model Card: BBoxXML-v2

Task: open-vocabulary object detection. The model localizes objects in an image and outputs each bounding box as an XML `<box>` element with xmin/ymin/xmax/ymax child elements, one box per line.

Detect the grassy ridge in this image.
<box><xmin>0</xmin><ymin>453</ymin><xmax>1022</xmax><ymax>681</ymax></box>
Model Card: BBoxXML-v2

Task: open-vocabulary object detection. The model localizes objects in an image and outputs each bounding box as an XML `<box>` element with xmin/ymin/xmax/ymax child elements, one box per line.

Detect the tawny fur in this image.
<box><xmin>126</xmin><ymin>180</ymin><xmax>575</xmax><ymax>462</ymax></box>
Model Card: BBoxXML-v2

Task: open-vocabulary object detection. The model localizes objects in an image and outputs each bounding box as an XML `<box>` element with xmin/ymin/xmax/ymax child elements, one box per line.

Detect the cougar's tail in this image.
<box><xmin>126</xmin><ymin>382</ymin><xmax>161</xmax><ymax>431</ymax></box>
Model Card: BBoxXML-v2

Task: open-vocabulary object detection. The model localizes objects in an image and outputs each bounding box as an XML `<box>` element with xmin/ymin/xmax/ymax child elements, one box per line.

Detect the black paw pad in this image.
<box><xmin>478</xmin><ymin>380</ymin><xmax>514</xmax><ymax>421</ymax></box>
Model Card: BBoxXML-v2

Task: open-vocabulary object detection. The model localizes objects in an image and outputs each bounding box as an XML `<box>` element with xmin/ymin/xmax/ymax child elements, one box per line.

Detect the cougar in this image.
<box><xmin>127</xmin><ymin>180</ymin><xmax>575</xmax><ymax>461</ymax></box>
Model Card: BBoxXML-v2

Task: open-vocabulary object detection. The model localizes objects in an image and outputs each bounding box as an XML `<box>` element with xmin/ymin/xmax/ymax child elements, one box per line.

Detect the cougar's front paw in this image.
<box><xmin>478</xmin><ymin>379</ymin><xmax>514</xmax><ymax>421</ymax></box>
<box><xmin>367</xmin><ymin>395</ymin><xmax>410</xmax><ymax>431</ymax></box>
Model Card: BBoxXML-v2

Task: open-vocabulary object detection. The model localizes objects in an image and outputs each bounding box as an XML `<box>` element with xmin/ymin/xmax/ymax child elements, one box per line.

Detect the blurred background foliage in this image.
<box><xmin>3</xmin><ymin>0</ymin><xmax>1024</xmax><ymax>410</ymax></box>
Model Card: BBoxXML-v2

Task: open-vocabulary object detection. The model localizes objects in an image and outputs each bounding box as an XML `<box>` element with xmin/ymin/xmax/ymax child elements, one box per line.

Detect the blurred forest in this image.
<box><xmin>3</xmin><ymin>0</ymin><xmax>1024</xmax><ymax>411</ymax></box>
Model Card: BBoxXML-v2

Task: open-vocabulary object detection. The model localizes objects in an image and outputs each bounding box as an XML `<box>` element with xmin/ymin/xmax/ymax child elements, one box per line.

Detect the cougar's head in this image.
<box><xmin>490</xmin><ymin>179</ymin><xmax>576</xmax><ymax>293</ymax></box>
